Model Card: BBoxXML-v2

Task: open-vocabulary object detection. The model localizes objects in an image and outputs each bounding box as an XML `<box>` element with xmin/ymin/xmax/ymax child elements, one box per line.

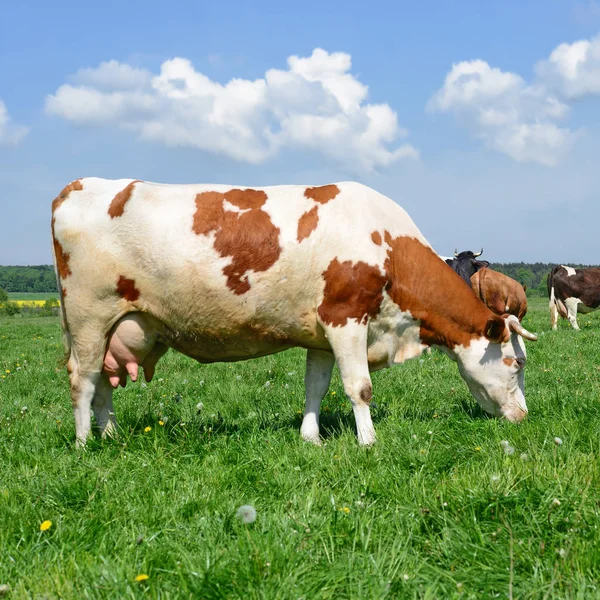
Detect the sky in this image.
<box><xmin>1</xmin><ymin>0</ymin><xmax>600</xmax><ymax>265</ymax></box>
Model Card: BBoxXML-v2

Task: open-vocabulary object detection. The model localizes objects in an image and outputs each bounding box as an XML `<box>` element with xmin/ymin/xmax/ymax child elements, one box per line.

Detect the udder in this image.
<box><xmin>103</xmin><ymin>313</ymin><xmax>168</xmax><ymax>388</ymax></box>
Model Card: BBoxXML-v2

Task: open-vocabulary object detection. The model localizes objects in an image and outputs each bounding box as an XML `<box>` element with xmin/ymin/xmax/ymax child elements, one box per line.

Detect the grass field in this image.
<box><xmin>2</xmin><ymin>298</ymin><xmax>600</xmax><ymax>598</ymax></box>
<box><xmin>7</xmin><ymin>293</ymin><xmax>59</xmax><ymax>302</ymax></box>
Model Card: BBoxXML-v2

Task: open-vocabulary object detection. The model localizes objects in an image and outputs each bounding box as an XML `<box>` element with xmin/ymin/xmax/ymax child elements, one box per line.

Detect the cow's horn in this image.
<box><xmin>473</xmin><ymin>248</ymin><xmax>483</xmax><ymax>257</ymax></box>
<box><xmin>454</xmin><ymin>248</ymin><xmax>458</xmax><ymax>258</ymax></box>
<box><xmin>507</xmin><ymin>315</ymin><xmax>537</xmax><ymax>341</ymax></box>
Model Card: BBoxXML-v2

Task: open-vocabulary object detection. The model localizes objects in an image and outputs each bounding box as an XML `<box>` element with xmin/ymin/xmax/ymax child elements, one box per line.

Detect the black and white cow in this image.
<box><xmin>548</xmin><ymin>265</ymin><xmax>600</xmax><ymax>330</ymax></box>
<box><xmin>444</xmin><ymin>249</ymin><xmax>489</xmax><ymax>286</ymax></box>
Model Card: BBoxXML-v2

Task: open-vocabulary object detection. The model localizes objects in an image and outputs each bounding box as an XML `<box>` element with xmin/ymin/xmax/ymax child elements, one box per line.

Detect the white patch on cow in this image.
<box><xmin>222</xmin><ymin>200</ymin><xmax>251</xmax><ymax>214</ymax></box>
<box><xmin>564</xmin><ymin>296</ymin><xmax>582</xmax><ymax>329</ymax></box>
<box><xmin>562</xmin><ymin>265</ymin><xmax>576</xmax><ymax>276</ymax></box>
<box><xmin>452</xmin><ymin>331</ymin><xmax>528</xmax><ymax>423</ymax></box>
<box><xmin>549</xmin><ymin>285</ymin><xmax>559</xmax><ymax>330</ymax></box>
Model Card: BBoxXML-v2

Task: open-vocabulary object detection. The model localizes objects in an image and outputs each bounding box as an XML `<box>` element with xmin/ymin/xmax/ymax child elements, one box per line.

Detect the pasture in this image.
<box><xmin>1</xmin><ymin>298</ymin><xmax>600</xmax><ymax>598</ymax></box>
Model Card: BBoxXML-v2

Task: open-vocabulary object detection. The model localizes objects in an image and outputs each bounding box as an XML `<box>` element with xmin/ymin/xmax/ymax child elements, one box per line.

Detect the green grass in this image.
<box><xmin>7</xmin><ymin>292</ymin><xmax>58</xmax><ymax>301</ymax></box>
<box><xmin>2</xmin><ymin>298</ymin><xmax>600</xmax><ymax>598</ymax></box>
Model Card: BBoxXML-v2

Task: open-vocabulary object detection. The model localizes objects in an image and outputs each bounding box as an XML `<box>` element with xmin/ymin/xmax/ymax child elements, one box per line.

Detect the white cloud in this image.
<box><xmin>535</xmin><ymin>35</ymin><xmax>600</xmax><ymax>98</ymax></box>
<box><xmin>0</xmin><ymin>100</ymin><xmax>29</xmax><ymax>146</ymax></box>
<box><xmin>429</xmin><ymin>33</ymin><xmax>600</xmax><ymax>166</ymax></box>
<box><xmin>428</xmin><ymin>60</ymin><xmax>576</xmax><ymax>166</ymax></box>
<box><xmin>45</xmin><ymin>49</ymin><xmax>417</xmax><ymax>172</ymax></box>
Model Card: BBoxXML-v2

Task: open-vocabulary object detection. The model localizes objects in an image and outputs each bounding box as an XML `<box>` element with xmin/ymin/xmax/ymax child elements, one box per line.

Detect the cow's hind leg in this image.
<box><xmin>67</xmin><ymin>324</ymin><xmax>110</xmax><ymax>447</ymax></box>
<box><xmin>92</xmin><ymin>375</ymin><xmax>117</xmax><ymax>438</ymax></box>
<box><xmin>549</xmin><ymin>288</ymin><xmax>559</xmax><ymax>330</ymax></box>
<box><xmin>322</xmin><ymin>322</ymin><xmax>376</xmax><ymax>446</ymax></box>
<box><xmin>301</xmin><ymin>349</ymin><xmax>335</xmax><ymax>444</ymax></box>
<box><xmin>565</xmin><ymin>298</ymin><xmax>581</xmax><ymax>330</ymax></box>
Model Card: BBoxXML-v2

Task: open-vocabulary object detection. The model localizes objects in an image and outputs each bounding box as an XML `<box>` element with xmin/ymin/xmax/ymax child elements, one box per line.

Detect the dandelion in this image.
<box><xmin>340</xmin><ymin>507</ymin><xmax>350</xmax><ymax>514</ymax></box>
<box><xmin>554</xmin><ymin>437</ymin><xmax>563</xmax><ymax>446</ymax></box>
<box><xmin>520</xmin><ymin>453</ymin><xmax>528</xmax><ymax>461</ymax></box>
<box><xmin>558</xmin><ymin>548</ymin><xmax>566</xmax><ymax>558</ymax></box>
<box><xmin>196</xmin><ymin>402</ymin><xmax>204</xmax><ymax>412</ymax></box>
<box><xmin>500</xmin><ymin>440</ymin><xmax>515</xmax><ymax>455</ymax></box>
<box><xmin>490</xmin><ymin>474</ymin><xmax>500</xmax><ymax>484</ymax></box>
<box><xmin>40</xmin><ymin>520</ymin><xmax>52</xmax><ymax>531</ymax></box>
<box><xmin>474</xmin><ymin>446</ymin><xmax>481</xmax><ymax>451</ymax></box>
<box><xmin>158</xmin><ymin>420</ymin><xmax>165</xmax><ymax>426</ymax></box>
<box><xmin>236</xmin><ymin>504</ymin><xmax>257</xmax><ymax>524</ymax></box>
<box><xmin>5</xmin><ymin>370</ymin><xmax>9</xmax><ymax>374</ymax></box>
<box><xmin>144</xmin><ymin>426</ymin><xmax>152</xmax><ymax>433</ymax></box>
<box><xmin>331</xmin><ymin>391</ymin><xmax>336</xmax><ymax>395</ymax></box>
<box><xmin>135</xmin><ymin>574</ymin><xmax>149</xmax><ymax>582</ymax></box>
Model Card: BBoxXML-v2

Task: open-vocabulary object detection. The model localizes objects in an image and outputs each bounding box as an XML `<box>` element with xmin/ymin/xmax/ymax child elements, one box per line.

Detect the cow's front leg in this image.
<box><xmin>323</xmin><ymin>322</ymin><xmax>376</xmax><ymax>446</ymax></box>
<box><xmin>301</xmin><ymin>349</ymin><xmax>335</xmax><ymax>444</ymax></box>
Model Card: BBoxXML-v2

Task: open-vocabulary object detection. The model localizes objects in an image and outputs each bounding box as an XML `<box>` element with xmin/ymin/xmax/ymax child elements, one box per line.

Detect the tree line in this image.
<box><xmin>1</xmin><ymin>263</ymin><xmax>598</xmax><ymax>298</ymax></box>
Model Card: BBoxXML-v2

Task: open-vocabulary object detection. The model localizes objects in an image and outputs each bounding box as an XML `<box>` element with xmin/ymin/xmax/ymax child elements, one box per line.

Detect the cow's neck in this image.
<box><xmin>383</xmin><ymin>233</ymin><xmax>493</xmax><ymax>350</ymax></box>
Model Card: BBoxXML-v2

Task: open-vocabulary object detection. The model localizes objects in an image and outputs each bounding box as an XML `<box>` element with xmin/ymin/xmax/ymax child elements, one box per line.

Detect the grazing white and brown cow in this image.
<box><xmin>471</xmin><ymin>268</ymin><xmax>528</xmax><ymax>321</ymax></box>
<box><xmin>51</xmin><ymin>179</ymin><xmax>538</xmax><ymax>447</ymax></box>
<box><xmin>548</xmin><ymin>265</ymin><xmax>600</xmax><ymax>330</ymax></box>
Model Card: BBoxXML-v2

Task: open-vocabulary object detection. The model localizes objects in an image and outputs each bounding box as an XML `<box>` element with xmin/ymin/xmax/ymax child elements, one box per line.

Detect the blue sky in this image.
<box><xmin>1</xmin><ymin>0</ymin><xmax>600</xmax><ymax>264</ymax></box>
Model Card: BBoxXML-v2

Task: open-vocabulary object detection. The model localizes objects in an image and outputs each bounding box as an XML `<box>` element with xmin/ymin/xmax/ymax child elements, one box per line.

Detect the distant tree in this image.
<box><xmin>0</xmin><ymin>286</ymin><xmax>7</xmax><ymax>303</ymax></box>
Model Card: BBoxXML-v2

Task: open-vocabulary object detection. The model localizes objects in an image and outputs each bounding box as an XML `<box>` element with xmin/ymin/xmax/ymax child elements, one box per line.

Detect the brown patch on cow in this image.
<box><xmin>503</xmin><ymin>357</ymin><xmax>515</xmax><ymax>367</ymax></box>
<box><xmin>318</xmin><ymin>259</ymin><xmax>387</xmax><ymax>327</ymax></box>
<box><xmin>297</xmin><ymin>207</ymin><xmax>319</xmax><ymax>242</ymax></box>
<box><xmin>53</xmin><ymin>237</ymin><xmax>71</xmax><ymax>280</ymax></box>
<box><xmin>383</xmin><ymin>233</ymin><xmax>505</xmax><ymax>348</ymax></box>
<box><xmin>193</xmin><ymin>189</ymin><xmax>281</xmax><ymax>295</ymax></box>
<box><xmin>371</xmin><ymin>231</ymin><xmax>382</xmax><ymax>246</ymax></box>
<box><xmin>116</xmin><ymin>276</ymin><xmax>141</xmax><ymax>302</ymax></box>
<box><xmin>224</xmin><ymin>188</ymin><xmax>268</xmax><ymax>210</ymax></box>
<box><xmin>471</xmin><ymin>268</ymin><xmax>528</xmax><ymax>321</ymax></box>
<box><xmin>51</xmin><ymin>180</ymin><xmax>83</xmax><ymax>281</ymax></box>
<box><xmin>52</xmin><ymin>179</ymin><xmax>83</xmax><ymax>215</ymax></box>
<box><xmin>108</xmin><ymin>180</ymin><xmax>142</xmax><ymax>218</ymax></box>
<box><xmin>304</xmin><ymin>184</ymin><xmax>340</xmax><ymax>204</ymax></box>
<box><xmin>62</xmin><ymin>287</ymin><xmax>67</xmax><ymax>298</ymax></box>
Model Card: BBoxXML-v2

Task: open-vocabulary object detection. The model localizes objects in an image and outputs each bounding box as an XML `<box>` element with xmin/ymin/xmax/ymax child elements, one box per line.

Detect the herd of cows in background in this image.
<box><xmin>49</xmin><ymin>179</ymin><xmax>600</xmax><ymax>445</ymax></box>
<box><xmin>444</xmin><ymin>249</ymin><xmax>600</xmax><ymax>330</ymax></box>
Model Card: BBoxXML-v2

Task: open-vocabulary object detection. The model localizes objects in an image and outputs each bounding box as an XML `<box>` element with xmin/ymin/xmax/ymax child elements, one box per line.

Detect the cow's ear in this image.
<box><xmin>484</xmin><ymin>316</ymin><xmax>509</xmax><ymax>343</ymax></box>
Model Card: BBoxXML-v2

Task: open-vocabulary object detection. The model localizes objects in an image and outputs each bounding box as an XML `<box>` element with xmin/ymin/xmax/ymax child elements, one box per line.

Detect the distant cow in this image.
<box><xmin>445</xmin><ymin>249</ymin><xmax>489</xmax><ymax>285</ymax></box>
<box><xmin>547</xmin><ymin>265</ymin><xmax>600</xmax><ymax>330</ymax></box>
<box><xmin>52</xmin><ymin>179</ymin><xmax>538</xmax><ymax>448</ymax></box>
<box><xmin>471</xmin><ymin>268</ymin><xmax>528</xmax><ymax>321</ymax></box>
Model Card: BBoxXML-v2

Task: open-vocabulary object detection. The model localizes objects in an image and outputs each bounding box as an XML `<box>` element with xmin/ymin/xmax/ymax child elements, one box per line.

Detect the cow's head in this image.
<box><xmin>445</xmin><ymin>248</ymin><xmax>489</xmax><ymax>285</ymax></box>
<box><xmin>451</xmin><ymin>315</ymin><xmax>537</xmax><ymax>423</ymax></box>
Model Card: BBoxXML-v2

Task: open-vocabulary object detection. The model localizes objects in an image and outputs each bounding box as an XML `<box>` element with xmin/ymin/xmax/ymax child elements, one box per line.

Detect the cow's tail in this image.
<box><xmin>51</xmin><ymin>239</ymin><xmax>72</xmax><ymax>367</ymax></box>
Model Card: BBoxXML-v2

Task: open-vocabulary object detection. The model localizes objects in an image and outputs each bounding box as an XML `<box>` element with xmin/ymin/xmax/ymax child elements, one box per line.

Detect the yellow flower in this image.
<box><xmin>340</xmin><ymin>507</ymin><xmax>350</xmax><ymax>514</ymax></box>
<box><xmin>135</xmin><ymin>574</ymin><xmax>149</xmax><ymax>582</ymax></box>
<box><xmin>40</xmin><ymin>520</ymin><xmax>52</xmax><ymax>531</ymax></box>
<box><xmin>5</xmin><ymin>370</ymin><xmax>10</xmax><ymax>374</ymax></box>
<box><xmin>475</xmin><ymin>447</ymin><xmax>481</xmax><ymax>451</ymax></box>
<box><xmin>144</xmin><ymin>426</ymin><xmax>152</xmax><ymax>433</ymax></box>
<box><xmin>331</xmin><ymin>391</ymin><xmax>336</xmax><ymax>395</ymax></box>
<box><xmin>158</xmin><ymin>420</ymin><xmax>164</xmax><ymax>426</ymax></box>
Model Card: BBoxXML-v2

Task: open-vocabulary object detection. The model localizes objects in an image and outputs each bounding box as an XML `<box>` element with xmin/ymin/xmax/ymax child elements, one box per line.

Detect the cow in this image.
<box><xmin>471</xmin><ymin>268</ymin><xmax>528</xmax><ymax>321</ymax></box>
<box><xmin>445</xmin><ymin>249</ymin><xmax>489</xmax><ymax>285</ymax></box>
<box><xmin>51</xmin><ymin>178</ymin><xmax>538</xmax><ymax>448</ymax></box>
<box><xmin>547</xmin><ymin>265</ymin><xmax>600</xmax><ymax>330</ymax></box>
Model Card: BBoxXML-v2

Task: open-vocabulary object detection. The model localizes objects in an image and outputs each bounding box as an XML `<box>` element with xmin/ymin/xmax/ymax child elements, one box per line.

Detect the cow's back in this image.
<box><xmin>52</xmin><ymin>178</ymin><xmax>427</xmax><ymax>357</ymax></box>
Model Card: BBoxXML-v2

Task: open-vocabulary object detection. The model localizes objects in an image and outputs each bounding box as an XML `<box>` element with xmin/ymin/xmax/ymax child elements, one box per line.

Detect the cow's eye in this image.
<box><xmin>515</xmin><ymin>357</ymin><xmax>526</xmax><ymax>369</ymax></box>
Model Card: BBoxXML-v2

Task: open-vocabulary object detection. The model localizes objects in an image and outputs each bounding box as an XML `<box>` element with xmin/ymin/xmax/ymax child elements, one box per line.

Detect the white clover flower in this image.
<box><xmin>554</xmin><ymin>437</ymin><xmax>563</xmax><ymax>446</ymax></box>
<box><xmin>500</xmin><ymin>440</ymin><xmax>515</xmax><ymax>455</ymax></box>
<box><xmin>520</xmin><ymin>453</ymin><xmax>528</xmax><ymax>461</ymax></box>
<box><xmin>196</xmin><ymin>402</ymin><xmax>204</xmax><ymax>412</ymax></box>
<box><xmin>558</xmin><ymin>548</ymin><xmax>566</xmax><ymax>558</ymax></box>
<box><xmin>551</xmin><ymin>498</ymin><xmax>561</xmax><ymax>508</ymax></box>
<box><xmin>490</xmin><ymin>474</ymin><xmax>501</xmax><ymax>484</ymax></box>
<box><xmin>236</xmin><ymin>504</ymin><xmax>257</xmax><ymax>524</ymax></box>
<box><xmin>264</xmin><ymin>381</ymin><xmax>271</xmax><ymax>388</ymax></box>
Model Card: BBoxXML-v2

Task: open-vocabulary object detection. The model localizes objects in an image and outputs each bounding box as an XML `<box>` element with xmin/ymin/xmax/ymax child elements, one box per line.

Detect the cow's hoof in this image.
<box><xmin>301</xmin><ymin>430</ymin><xmax>322</xmax><ymax>446</ymax></box>
<box><xmin>357</xmin><ymin>431</ymin><xmax>376</xmax><ymax>447</ymax></box>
